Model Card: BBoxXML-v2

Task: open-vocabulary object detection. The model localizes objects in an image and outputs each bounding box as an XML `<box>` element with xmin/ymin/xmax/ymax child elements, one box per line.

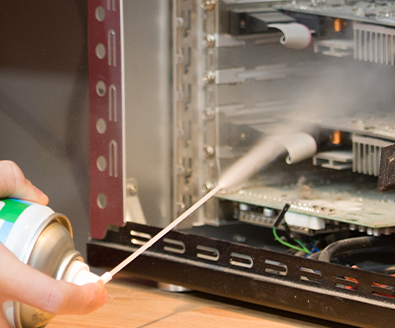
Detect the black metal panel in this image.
<box><xmin>88</xmin><ymin>222</ymin><xmax>395</xmax><ymax>328</ymax></box>
<box><xmin>378</xmin><ymin>144</ymin><xmax>395</xmax><ymax>192</ymax></box>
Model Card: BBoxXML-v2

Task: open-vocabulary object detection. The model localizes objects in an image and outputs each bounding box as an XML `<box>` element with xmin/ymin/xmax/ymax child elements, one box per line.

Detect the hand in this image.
<box><xmin>0</xmin><ymin>161</ymin><xmax>107</xmax><ymax>327</ymax></box>
<box><xmin>0</xmin><ymin>160</ymin><xmax>48</xmax><ymax>205</ymax></box>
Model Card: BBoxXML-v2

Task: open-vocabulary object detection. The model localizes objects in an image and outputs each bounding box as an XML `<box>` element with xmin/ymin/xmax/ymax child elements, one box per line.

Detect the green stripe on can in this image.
<box><xmin>0</xmin><ymin>199</ymin><xmax>31</xmax><ymax>223</ymax></box>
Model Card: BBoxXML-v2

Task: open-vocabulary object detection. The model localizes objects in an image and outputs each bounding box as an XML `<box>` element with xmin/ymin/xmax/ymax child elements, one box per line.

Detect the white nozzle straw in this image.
<box><xmin>100</xmin><ymin>272</ymin><xmax>112</xmax><ymax>284</ymax></box>
<box><xmin>104</xmin><ymin>185</ymin><xmax>222</xmax><ymax>280</ymax></box>
<box><xmin>64</xmin><ymin>261</ymin><xmax>101</xmax><ymax>286</ymax></box>
<box><xmin>218</xmin><ymin>138</ymin><xmax>285</xmax><ymax>189</ymax></box>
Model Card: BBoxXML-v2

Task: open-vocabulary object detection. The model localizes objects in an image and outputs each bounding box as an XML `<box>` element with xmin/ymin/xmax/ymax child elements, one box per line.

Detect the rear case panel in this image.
<box><xmin>88</xmin><ymin>222</ymin><xmax>395</xmax><ymax>328</ymax></box>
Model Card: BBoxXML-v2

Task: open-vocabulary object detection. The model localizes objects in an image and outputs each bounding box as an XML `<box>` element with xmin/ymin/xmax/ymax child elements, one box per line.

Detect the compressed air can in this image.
<box><xmin>0</xmin><ymin>199</ymin><xmax>100</xmax><ymax>328</ymax></box>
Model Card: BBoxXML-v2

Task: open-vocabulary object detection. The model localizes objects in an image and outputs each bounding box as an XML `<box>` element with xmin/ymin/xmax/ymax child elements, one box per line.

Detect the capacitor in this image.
<box><xmin>333</xmin><ymin>18</ymin><xmax>346</xmax><ymax>33</ymax></box>
<box><xmin>330</xmin><ymin>130</ymin><xmax>343</xmax><ymax>145</ymax></box>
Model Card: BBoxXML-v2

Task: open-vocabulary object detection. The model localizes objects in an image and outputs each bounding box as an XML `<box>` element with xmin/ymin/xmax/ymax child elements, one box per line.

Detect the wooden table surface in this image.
<box><xmin>49</xmin><ymin>275</ymin><xmax>354</xmax><ymax>328</ymax></box>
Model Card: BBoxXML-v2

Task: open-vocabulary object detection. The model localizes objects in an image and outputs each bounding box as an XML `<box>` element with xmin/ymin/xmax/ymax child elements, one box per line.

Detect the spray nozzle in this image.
<box><xmin>64</xmin><ymin>260</ymin><xmax>102</xmax><ymax>286</ymax></box>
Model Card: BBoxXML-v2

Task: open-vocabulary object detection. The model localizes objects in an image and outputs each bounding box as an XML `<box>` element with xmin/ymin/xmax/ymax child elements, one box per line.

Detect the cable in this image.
<box><xmin>272</xmin><ymin>203</ymin><xmax>311</xmax><ymax>254</ymax></box>
<box><xmin>318</xmin><ymin>235</ymin><xmax>395</xmax><ymax>263</ymax></box>
<box><xmin>310</xmin><ymin>243</ymin><xmax>321</xmax><ymax>253</ymax></box>
<box><xmin>295</xmin><ymin>238</ymin><xmax>311</xmax><ymax>254</ymax></box>
<box><xmin>273</xmin><ymin>226</ymin><xmax>311</xmax><ymax>254</ymax></box>
<box><xmin>308</xmin><ymin>251</ymin><xmax>321</xmax><ymax>260</ymax></box>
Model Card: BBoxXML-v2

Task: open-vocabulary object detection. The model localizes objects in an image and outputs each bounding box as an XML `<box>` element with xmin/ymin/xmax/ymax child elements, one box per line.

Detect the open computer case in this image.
<box><xmin>87</xmin><ymin>1</ymin><xmax>395</xmax><ymax>327</ymax></box>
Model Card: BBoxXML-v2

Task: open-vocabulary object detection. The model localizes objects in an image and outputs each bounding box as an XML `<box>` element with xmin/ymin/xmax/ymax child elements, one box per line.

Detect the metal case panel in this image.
<box><xmin>89</xmin><ymin>0</ymin><xmax>172</xmax><ymax>239</ymax></box>
<box><xmin>89</xmin><ymin>0</ymin><xmax>124</xmax><ymax>239</ymax></box>
<box><xmin>88</xmin><ymin>222</ymin><xmax>395</xmax><ymax>328</ymax></box>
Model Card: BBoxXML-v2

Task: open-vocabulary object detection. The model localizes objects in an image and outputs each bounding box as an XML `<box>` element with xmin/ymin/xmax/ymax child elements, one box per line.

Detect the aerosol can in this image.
<box><xmin>0</xmin><ymin>198</ymin><xmax>100</xmax><ymax>328</ymax></box>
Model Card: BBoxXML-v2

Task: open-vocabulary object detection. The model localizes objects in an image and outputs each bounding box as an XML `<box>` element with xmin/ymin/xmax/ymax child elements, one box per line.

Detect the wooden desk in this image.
<box><xmin>49</xmin><ymin>275</ymin><xmax>353</xmax><ymax>328</ymax></box>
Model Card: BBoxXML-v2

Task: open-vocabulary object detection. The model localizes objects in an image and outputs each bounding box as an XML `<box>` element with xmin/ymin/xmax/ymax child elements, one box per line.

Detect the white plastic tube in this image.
<box><xmin>101</xmin><ymin>185</ymin><xmax>222</xmax><ymax>283</ymax></box>
<box><xmin>268</xmin><ymin>23</ymin><xmax>311</xmax><ymax>49</ymax></box>
<box><xmin>270</xmin><ymin>133</ymin><xmax>317</xmax><ymax>164</ymax></box>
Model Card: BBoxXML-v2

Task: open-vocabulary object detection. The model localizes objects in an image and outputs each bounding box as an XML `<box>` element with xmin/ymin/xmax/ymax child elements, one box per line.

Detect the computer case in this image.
<box><xmin>87</xmin><ymin>1</ymin><xmax>395</xmax><ymax>327</ymax></box>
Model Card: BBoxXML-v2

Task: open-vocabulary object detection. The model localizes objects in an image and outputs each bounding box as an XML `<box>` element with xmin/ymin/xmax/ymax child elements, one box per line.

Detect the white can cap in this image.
<box><xmin>64</xmin><ymin>260</ymin><xmax>101</xmax><ymax>286</ymax></box>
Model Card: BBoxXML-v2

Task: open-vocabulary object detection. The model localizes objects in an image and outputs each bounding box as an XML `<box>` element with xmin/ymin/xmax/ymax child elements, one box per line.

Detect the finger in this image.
<box><xmin>0</xmin><ymin>243</ymin><xmax>107</xmax><ymax>315</ymax></box>
<box><xmin>51</xmin><ymin>280</ymin><xmax>108</xmax><ymax>315</ymax></box>
<box><xmin>0</xmin><ymin>160</ymin><xmax>48</xmax><ymax>205</ymax></box>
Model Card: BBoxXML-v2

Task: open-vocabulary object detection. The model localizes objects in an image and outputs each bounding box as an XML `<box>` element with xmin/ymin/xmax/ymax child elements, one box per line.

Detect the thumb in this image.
<box><xmin>0</xmin><ymin>243</ymin><xmax>107</xmax><ymax>316</ymax></box>
<box><xmin>48</xmin><ymin>280</ymin><xmax>107</xmax><ymax>314</ymax></box>
<box><xmin>0</xmin><ymin>160</ymin><xmax>48</xmax><ymax>205</ymax></box>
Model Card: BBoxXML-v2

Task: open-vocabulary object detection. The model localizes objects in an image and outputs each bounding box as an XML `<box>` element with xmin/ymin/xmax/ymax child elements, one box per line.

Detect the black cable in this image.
<box><xmin>308</xmin><ymin>251</ymin><xmax>320</xmax><ymax>260</ymax></box>
<box><xmin>336</xmin><ymin>246</ymin><xmax>395</xmax><ymax>260</ymax></box>
<box><xmin>318</xmin><ymin>235</ymin><xmax>395</xmax><ymax>263</ymax></box>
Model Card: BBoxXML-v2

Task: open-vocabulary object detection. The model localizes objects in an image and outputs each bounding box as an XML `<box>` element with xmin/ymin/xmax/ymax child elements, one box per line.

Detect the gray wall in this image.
<box><xmin>0</xmin><ymin>1</ymin><xmax>90</xmax><ymax>257</ymax></box>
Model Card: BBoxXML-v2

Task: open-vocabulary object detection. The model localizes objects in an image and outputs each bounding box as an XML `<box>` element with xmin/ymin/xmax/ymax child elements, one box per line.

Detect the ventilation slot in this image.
<box><xmin>335</xmin><ymin>276</ymin><xmax>359</xmax><ymax>291</ymax></box>
<box><xmin>264</xmin><ymin>259</ymin><xmax>287</xmax><ymax>276</ymax></box>
<box><xmin>300</xmin><ymin>267</ymin><xmax>322</xmax><ymax>283</ymax></box>
<box><xmin>130</xmin><ymin>230</ymin><xmax>151</xmax><ymax>246</ymax></box>
<box><xmin>163</xmin><ymin>238</ymin><xmax>186</xmax><ymax>254</ymax></box>
<box><xmin>372</xmin><ymin>282</ymin><xmax>395</xmax><ymax>299</ymax></box>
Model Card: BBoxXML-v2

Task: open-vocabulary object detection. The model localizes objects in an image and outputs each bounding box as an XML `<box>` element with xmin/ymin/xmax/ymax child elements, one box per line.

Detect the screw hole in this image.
<box><xmin>96</xmin><ymin>156</ymin><xmax>107</xmax><ymax>172</ymax></box>
<box><xmin>96</xmin><ymin>81</ymin><xmax>107</xmax><ymax>97</ymax></box>
<box><xmin>96</xmin><ymin>118</ymin><xmax>107</xmax><ymax>134</ymax></box>
<box><xmin>95</xmin><ymin>6</ymin><xmax>105</xmax><ymax>22</ymax></box>
<box><xmin>95</xmin><ymin>43</ymin><xmax>106</xmax><ymax>59</ymax></box>
<box><xmin>97</xmin><ymin>194</ymin><xmax>107</xmax><ymax>209</ymax></box>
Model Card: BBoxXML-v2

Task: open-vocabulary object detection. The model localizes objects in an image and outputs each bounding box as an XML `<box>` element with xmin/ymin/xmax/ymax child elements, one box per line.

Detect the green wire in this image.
<box><xmin>294</xmin><ymin>238</ymin><xmax>311</xmax><ymax>254</ymax></box>
<box><xmin>272</xmin><ymin>226</ymin><xmax>311</xmax><ymax>254</ymax></box>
